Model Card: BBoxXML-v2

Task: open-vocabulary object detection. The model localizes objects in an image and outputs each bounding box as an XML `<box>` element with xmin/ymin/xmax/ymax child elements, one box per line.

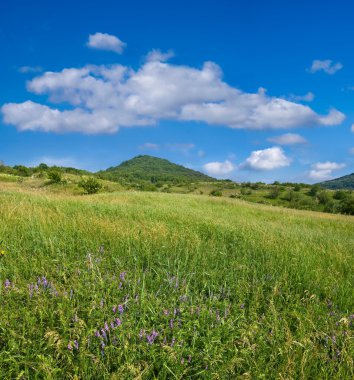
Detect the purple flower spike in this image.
<box><xmin>74</xmin><ymin>340</ymin><xmax>79</xmax><ymax>350</ymax></box>
<box><xmin>120</xmin><ymin>271</ymin><xmax>127</xmax><ymax>281</ymax></box>
<box><xmin>169</xmin><ymin>319</ymin><xmax>174</xmax><ymax>329</ymax></box>
<box><xmin>115</xmin><ymin>318</ymin><xmax>122</xmax><ymax>327</ymax></box>
<box><xmin>67</xmin><ymin>343</ymin><xmax>73</xmax><ymax>351</ymax></box>
<box><xmin>95</xmin><ymin>330</ymin><xmax>101</xmax><ymax>338</ymax></box>
<box><xmin>104</xmin><ymin>322</ymin><xmax>109</xmax><ymax>331</ymax></box>
<box><xmin>112</xmin><ymin>306</ymin><xmax>117</xmax><ymax>313</ymax></box>
<box><xmin>118</xmin><ymin>304</ymin><xmax>124</xmax><ymax>314</ymax></box>
<box><xmin>4</xmin><ymin>279</ymin><xmax>11</xmax><ymax>289</ymax></box>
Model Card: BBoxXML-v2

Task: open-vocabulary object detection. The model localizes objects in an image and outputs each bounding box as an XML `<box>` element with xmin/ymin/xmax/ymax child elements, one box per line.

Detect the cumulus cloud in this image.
<box><xmin>287</xmin><ymin>92</ymin><xmax>314</xmax><ymax>102</ymax></box>
<box><xmin>241</xmin><ymin>147</ymin><xmax>291</xmax><ymax>171</ymax></box>
<box><xmin>267</xmin><ymin>133</ymin><xmax>307</xmax><ymax>145</ymax></box>
<box><xmin>146</xmin><ymin>49</ymin><xmax>174</xmax><ymax>62</ymax></box>
<box><xmin>308</xmin><ymin>59</ymin><xmax>343</xmax><ymax>75</ymax></box>
<box><xmin>1</xmin><ymin>53</ymin><xmax>345</xmax><ymax>134</ymax></box>
<box><xmin>203</xmin><ymin>160</ymin><xmax>234</xmax><ymax>177</ymax></box>
<box><xmin>309</xmin><ymin>161</ymin><xmax>346</xmax><ymax>181</ymax></box>
<box><xmin>87</xmin><ymin>32</ymin><xmax>126</xmax><ymax>54</ymax></box>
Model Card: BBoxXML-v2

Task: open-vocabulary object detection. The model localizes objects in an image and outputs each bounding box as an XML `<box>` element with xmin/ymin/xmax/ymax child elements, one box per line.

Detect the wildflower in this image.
<box><xmin>95</xmin><ymin>330</ymin><xmax>101</xmax><ymax>338</ymax></box>
<box><xmin>120</xmin><ymin>271</ymin><xmax>127</xmax><ymax>281</ymax></box>
<box><xmin>164</xmin><ymin>309</ymin><xmax>170</xmax><ymax>315</ymax></box>
<box><xmin>240</xmin><ymin>303</ymin><xmax>245</xmax><ymax>309</ymax></box>
<box><xmin>0</xmin><ymin>248</ymin><xmax>6</xmax><ymax>257</ymax></box>
<box><xmin>118</xmin><ymin>304</ymin><xmax>124</xmax><ymax>314</ymax></box>
<box><xmin>139</xmin><ymin>329</ymin><xmax>146</xmax><ymax>339</ymax></box>
<box><xmin>74</xmin><ymin>340</ymin><xmax>79</xmax><ymax>350</ymax></box>
<box><xmin>4</xmin><ymin>279</ymin><xmax>11</xmax><ymax>289</ymax></box>
<box><xmin>188</xmin><ymin>355</ymin><xmax>192</xmax><ymax>363</ymax></box>
<box><xmin>67</xmin><ymin>343</ymin><xmax>73</xmax><ymax>351</ymax></box>
<box><xmin>112</xmin><ymin>306</ymin><xmax>117</xmax><ymax>313</ymax></box>
<box><xmin>110</xmin><ymin>321</ymin><xmax>115</xmax><ymax>329</ymax></box>
<box><xmin>146</xmin><ymin>330</ymin><xmax>158</xmax><ymax>345</ymax></box>
<box><xmin>169</xmin><ymin>319</ymin><xmax>174</xmax><ymax>329</ymax></box>
<box><xmin>104</xmin><ymin>322</ymin><xmax>109</xmax><ymax>331</ymax></box>
<box><xmin>115</xmin><ymin>318</ymin><xmax>121</xmax><ymax>327</ymax></box>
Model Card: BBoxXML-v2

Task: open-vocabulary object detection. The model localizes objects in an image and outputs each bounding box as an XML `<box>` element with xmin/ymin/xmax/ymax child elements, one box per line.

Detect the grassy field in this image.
<box><xmin>0</xmin><ymin>186</ymin><xmax>353</xmax><ymax>379</ymax></box>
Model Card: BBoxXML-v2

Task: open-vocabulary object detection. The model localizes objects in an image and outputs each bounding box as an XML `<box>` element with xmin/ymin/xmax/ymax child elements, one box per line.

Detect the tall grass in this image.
<box><xmin>0</xmin><ymin>190</ymin><xmax>353</xmax><ymax>379</ymax></box>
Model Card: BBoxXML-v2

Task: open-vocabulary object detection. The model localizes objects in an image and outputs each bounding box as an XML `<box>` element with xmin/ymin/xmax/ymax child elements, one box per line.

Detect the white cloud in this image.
<box><xmin>1</xmin><ymin>53</ymin><xmax>345</xmax><ymax>134</ymax></box>
<box><xmin>18</xmin><ymin>66</ymin><xmax>43</xmax><ymax>74</ymax></box>
<box><xmin>267</xmin><ymin>133</ymin><xmax>307</xmax><ymax>145</ymax></box>
<box><xmin>241</xmin><ymin>147</ymin><xmax>291</xmax><ymax>171</ymax></box>
<box><xmin>309</xmin><ymin>161</ymin><xmax>346</xmax><ymax>181</ymax></box>
<box><xmin>308</xmin><ymin>59</ymin><xmax>343</xmax><ymax>75</ymax></box>
<box><xmin>287</xmin><ymin>92</ymin><xmax>314</xmax><ymax>102</ymax></box>
<box><xmin>87</xmin><ymin>32</ymin><xmax>126</xmax><ymax>54</ymax></box>
<box><xmin>146</xmin><ymin>49</ymin><xmax>174</xmax><ymax>62</ymax></box>
<box><xmin>351</xmin><ymin>124</ymin><xmax>354</xmax><ymax>132</ymax></box>
<box><xmin>139</xmin><ymin>142</ymin><xmax>159</xmax><ymax>150</ymax></box>
<box><xmin>203</xmin><ymin>160</ymin><xmax>234</xmax><ymax>177</ymax></box>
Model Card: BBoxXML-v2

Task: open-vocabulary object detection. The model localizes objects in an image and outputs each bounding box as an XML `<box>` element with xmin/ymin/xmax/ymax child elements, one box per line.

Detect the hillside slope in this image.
<box><xmin>319</xmin><ymin>172</ymin><xmax>354</xmax><ymax>189</ymax></box>
<box><xmin>97</xmin><ymin>155</ymin><xmax>215</xmax><ymax>183</ymax></box>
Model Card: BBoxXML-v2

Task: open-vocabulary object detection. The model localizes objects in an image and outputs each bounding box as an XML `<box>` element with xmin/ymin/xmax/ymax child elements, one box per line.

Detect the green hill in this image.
<box><xmin>97</xmin><ymin>155</ymin><xmax>215</xmax><ymax>183</ymax></box>
<box><xmin>319</xmin><ymin>172</ymin><xmax>354</xmax><ymax>189</ymax></box>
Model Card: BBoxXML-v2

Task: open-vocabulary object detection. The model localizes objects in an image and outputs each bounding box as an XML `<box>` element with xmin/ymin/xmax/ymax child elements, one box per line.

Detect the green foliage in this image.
<box><xmin>98</xmin><ymin>155</ymin><xmax>215</xmax><ymax>184</ymax></box>
<box><xmin>47</xmin><ymin>170</ymin><xmax>62</xmax><ymax>183</ymax></box>
<box><xmin>267</xmin><ymin>186</ymin><xmax>281</xmax><ymax>199</ymax></box>
<box><xmin>308</xmin><ymin>184</ymin><xmax>321</xmax><ymax>197</ymax></box>
<box><xmin>209</xmin><ymin>189</ymin><xmax>222</xmax><ymax>196</ymax></box>
<box><xmin>340</xmin><ymin>194</ymin><xmax>354</xmax><ymax>215</ymax></box>
<box><xmin>319</xmin><ymin>172</ymin><xmax>354</xmax><ymax>190</ymax></box>
<box><xmin>78</xmin><ymin>177</ymin><xmax>103</xmax><ymax>194</ymax></box>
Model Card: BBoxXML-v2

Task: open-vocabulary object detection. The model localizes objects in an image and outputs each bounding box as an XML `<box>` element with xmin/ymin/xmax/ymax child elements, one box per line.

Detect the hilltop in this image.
<box><xmin>97</xmin><ymin>155</ymin><xmax>215</xmax><ymax>183</ymax></box>
<box><xmin>319</xmin><ymin>172</ymin><xmax>354</xmax><ymax>190</ymax></box>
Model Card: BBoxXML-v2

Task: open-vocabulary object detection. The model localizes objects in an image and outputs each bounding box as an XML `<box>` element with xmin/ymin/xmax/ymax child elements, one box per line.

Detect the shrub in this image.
<box><xmin>267</xmin><ymin>186</ymin><xmax>280</xmax><ymax>199</ymax></box>
<box><xmin>78</xmin><ymin>177</ymin><xmax>102</xmax><ymax>194</ymax></box>
<box><xmin>47</xmin><ymin>170</ymin><xmax>62</xmax><ymax>183</ymax></box>
<box><xmin>340</xmin><ymin>195</ymin><xmax>354</xmax><ymax>215</ymax></box>
<box><xmin>308</xmin><ymin>184</ymin><xmax>321</xmax><ymax>197</ymax></box>
<box><xmin>317</xmin><ymin>191</ymin><xmax>331</xmax><ymax>205</ymax></box>
<box><xmin>209</xmin><ymin>190</ymin><xmax>222</xmax><ymax>197</ymax></box>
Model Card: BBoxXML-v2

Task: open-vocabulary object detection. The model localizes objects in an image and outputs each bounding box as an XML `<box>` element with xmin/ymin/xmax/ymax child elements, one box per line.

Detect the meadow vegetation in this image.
<box><xmin>0</xmin><ymin>181</ymin><xmax>353</xmax><ymax>378</ymax></box>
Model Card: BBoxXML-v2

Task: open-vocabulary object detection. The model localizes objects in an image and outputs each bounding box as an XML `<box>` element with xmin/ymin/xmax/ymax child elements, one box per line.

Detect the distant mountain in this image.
<box><xmin>319</xmin><ymin>173</ymin><xmax>354</xmax><ymax>190</ymax></box>
<box><xmin>97</xmin><ymin>155</ymin><xmax>215</xmax><ymax>183</ymax></box>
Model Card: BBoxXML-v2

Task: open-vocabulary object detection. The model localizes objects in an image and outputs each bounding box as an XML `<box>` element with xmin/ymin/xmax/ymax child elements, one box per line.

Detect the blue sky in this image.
<box><xmin>1</xmin><ymin>0</ymin><xmax>354</xmax><ymax>183</ymax></box>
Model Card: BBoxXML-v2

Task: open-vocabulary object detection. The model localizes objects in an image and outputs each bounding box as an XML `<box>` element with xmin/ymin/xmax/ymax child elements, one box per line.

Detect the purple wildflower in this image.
<box><xmin>115</xmin><ymin>318</ymin><xmax>122</xmax><ymax>327</ymax></box>
<box><xmin>4</xmin><ymin>279</ymin><xmax>11</xmax><ymax>289</ymax></box>
<box><xmin>164</xmin><ymin>309</ymin><xmax>170</xmax><ymax>316</ymax></box>
<box><xmin>240</xmin><ymin>303</ymin><xmax>245</xmax><ymax>309</ymax></box>
<box><xmin>112</xmin><ymin>306</ymin><xmax>117</xmax><ymax>313</ymax></box>
<box><xmin>104</xmin><ymin>322</ymin><xmax>109</xmax><ymax>331</ymax></box>
<box><xmin>67</xmin><ymin>343</ymin><xmax>73</xmax><ymax>351</ymax></box>
<box><xmin>95</xmin><ymin>330</ymin><xmax>101</xmax><ymax>338</ymax></box>
<box><xmin>169</xmin><ymin>319</ymin><xmax>174</xmax><ymax>329</ymax></box>
<box><xmin>146</xmin><ymin>330</ymin><xmax>158</xmax><ymax>345</ymax></box>
<box><xmin>171</xmin><ymin>337</ymin><xmax>175</xmax><ymax>347</ymax></box>
<box><xmin>120</xmin><ymin>271</ymin><xmax>127</xmax><ymax>281</ymax></box>
<box><xmin>74</xmin><ymin>340</ymin><xmax>79</xmax><ymax>350</ymax></box>
<box><xmin>110</xmin><ymin>321</ymin><xmax>115</xmax><ymax>329</ymax></box>
<box><xmin>118</xmin><ymin>304</ymin><xmax>124</xmax><ymax>314</ymax></box>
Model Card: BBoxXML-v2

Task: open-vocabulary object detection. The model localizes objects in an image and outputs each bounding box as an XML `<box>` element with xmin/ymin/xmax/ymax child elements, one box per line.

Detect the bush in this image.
<box><xmin>308</xmin><ymin>184</ymin><xmax>321</xmax><ymax>197</ymax></box>
<box><xmin>209</xmin><ymin>190</ymin><xmax>222</xmax><ymax>197</ymax></box>
<box><xmin>317</xmin><ymin>191</ymin><xmax>331</xmax><ymax>205</ymax></box>
<box><xmin>267</xmin><ymin>186</ymin><xmax>280</xmax><ymax>199</ymax></box>
<box><xmin>47</xmin><ymin>170</ymin><xmax>62</xmax><ymax>183</ymax></box>
<box><xmin>340</xmin><ymin>196</ymin><xmax>354</xmax><ymax>215</ymax></box>
<box><xmin>79</xmin><ymin>177</ymin><xmax>102</xmax><ymax>194</ymax></box>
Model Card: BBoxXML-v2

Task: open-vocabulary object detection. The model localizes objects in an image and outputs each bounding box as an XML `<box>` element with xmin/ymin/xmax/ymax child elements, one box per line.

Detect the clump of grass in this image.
<box><xmin>0</xmin><ymin>190</ymin><xmax>353</xmax><ymax>378</ymax></box>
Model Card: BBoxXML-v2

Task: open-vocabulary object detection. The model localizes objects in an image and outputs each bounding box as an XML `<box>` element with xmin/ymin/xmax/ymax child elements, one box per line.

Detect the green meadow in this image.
<box><xmin>0</xmin><ymin>187</ymin><xmax>353</xmax><ymax>379</ymax></box>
